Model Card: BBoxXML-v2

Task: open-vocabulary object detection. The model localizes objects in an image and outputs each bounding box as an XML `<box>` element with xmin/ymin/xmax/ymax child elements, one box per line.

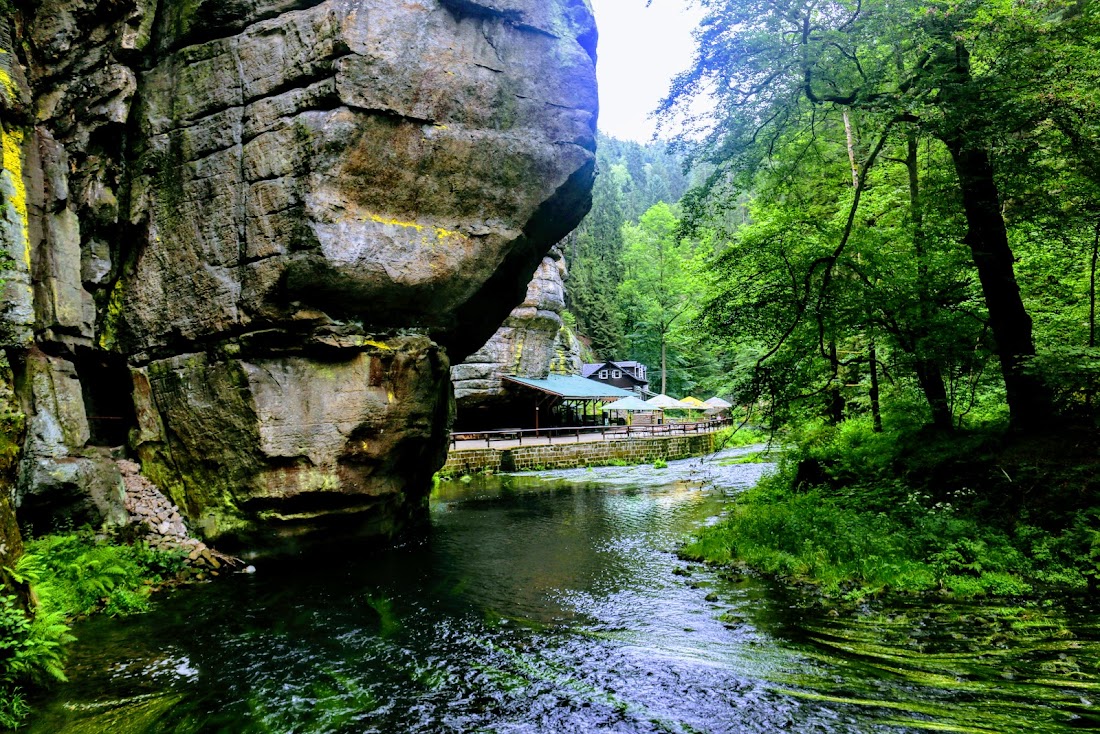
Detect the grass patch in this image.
<box><xmin>715</xmin><ymin>450</ymin><xmax>776</xmax><ymax>465</ymax></box>
<box><xmin>713</xmin><ymin>426</ymin><xmax>771</xmax><ymax>449</ymax></box>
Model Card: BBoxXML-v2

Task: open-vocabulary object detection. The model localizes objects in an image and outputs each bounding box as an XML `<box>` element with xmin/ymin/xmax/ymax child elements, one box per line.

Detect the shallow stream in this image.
<box><xmin>24</xmin><ymin>448</ymin><xmax>1100</xmax><ymax>733</ymax></box>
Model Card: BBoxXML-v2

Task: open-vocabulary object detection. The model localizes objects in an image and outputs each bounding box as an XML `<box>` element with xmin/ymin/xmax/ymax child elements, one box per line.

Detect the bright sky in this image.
<box><xmin>590</xmin><ymin>0</ymin><xmax>705</xmax><ymax>142</ymax></box>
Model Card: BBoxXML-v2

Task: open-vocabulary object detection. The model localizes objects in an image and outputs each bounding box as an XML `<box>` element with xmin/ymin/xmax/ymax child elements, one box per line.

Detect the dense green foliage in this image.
<box><xmin>566</xmin><ymin>134</ymin><xmax>726</xmax><ymax>396</ymax></box>
<box><xmin>646</xmin><ymin>1</ymin><xmax>1100</xmax><ymax>595</ymax></box>
<box><xmin>655</xmin><ymin>0</ymin><xmax>1100</xmax><ymax>430</ymax></box>
<box><xmin>0</xmin><ymin>532</ymin><xmax>186</xmax><ymax>728</ymax></box>
<box><xmin>684</xmin><ymin>419</ymin><xmax>1100</xmax><ymax>600</ymax></box>
<box><xmin>567</xmin><ymin>135</ymin><xmax>744</xmax><ymax>398</ymax></box>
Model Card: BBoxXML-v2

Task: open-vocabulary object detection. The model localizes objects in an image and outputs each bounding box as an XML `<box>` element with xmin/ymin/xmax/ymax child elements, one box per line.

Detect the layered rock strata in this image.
<box><xmin>0</xmin><ymin>0</ymin><xmax>598</xmax><ymax>546</ymax></box>
<box><xmin>451</xmin><ymin>245</ymin><xmax>584</xmax><ymax>429</ymax></box>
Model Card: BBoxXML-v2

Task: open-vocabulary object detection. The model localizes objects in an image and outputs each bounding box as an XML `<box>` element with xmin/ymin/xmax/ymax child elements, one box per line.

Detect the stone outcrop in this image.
<box><xmin>0</xmin><ymin>0</ymin><xmax>598</xmax><ymax>547</ymax></box>
<box><xmin>0</xmin><ymin>353</ymin><xmax>26</xmax><ymax>600</ymax></box>
<box><xmin>451</xmin><ymin>245</ymin><xmax>584</xmax><ymax>429</ymax></box>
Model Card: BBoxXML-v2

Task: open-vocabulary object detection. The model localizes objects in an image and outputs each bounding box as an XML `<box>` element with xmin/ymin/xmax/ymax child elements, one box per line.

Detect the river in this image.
<box><xmin>24</xmin><ymin>447</ymin><xmax>1100</xmax><ymax>733</ymax></box>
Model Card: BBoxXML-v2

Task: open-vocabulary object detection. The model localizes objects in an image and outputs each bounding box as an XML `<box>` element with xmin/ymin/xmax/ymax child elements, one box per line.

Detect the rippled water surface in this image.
<box><xmin>25</xmin><ymin>448</ymin><xmax>1100</xmax><ymax>733</ymax></box>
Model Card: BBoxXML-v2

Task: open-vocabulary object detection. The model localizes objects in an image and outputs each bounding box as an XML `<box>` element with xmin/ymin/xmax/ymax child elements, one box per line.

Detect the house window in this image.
<box><xmin>598</xmin><ymin>370</ymin><xmax>609</xmax><ymax>379</ymax></box>
<box><xmin>611</xmin><ymin>370</ymin><xmax>622</xmax><ymax>378</ymax></box>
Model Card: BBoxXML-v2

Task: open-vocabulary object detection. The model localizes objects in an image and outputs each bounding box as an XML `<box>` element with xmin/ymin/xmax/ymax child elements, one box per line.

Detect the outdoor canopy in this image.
<box><xmin>680</xmin><ymin>396</ymin><xmax>708</xmax><ymax>407</ymax></box>
<box><xmin>645</xmin><ymin>394</ymin><xmax>697</xmax><ymax>410</ymax></box>
<box><xmin>704</xmin><ymin>397</ymin><xmax>733</xmax><ymax>409</ymax></box>
<box><xmin>502</xmin><ymin>374</ymin><xmax>632</xmax><ymax>400</ymax></box>
<box><xmin>600</xmin><ymin>396</ymin><xmax>654</xmax><ymax>412</ymax></box>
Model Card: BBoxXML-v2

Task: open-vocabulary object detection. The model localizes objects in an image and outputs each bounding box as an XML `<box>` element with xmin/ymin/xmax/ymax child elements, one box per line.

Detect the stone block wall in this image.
<box><xmin>440</xmin><ymin>448</ymin><xmax>505</xmax><ymax>476</ymax></box>
<box><xmin>441</xmin><ymin>433</ymin><xmax>716</xmax><ymax>476</ymax></box>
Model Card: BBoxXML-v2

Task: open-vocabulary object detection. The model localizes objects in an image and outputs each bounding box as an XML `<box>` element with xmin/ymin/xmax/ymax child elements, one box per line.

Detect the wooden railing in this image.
<box><xmin>450</xmin><ymin>418</ymin><xmax>733</xmax><ymax>448</ymax></box>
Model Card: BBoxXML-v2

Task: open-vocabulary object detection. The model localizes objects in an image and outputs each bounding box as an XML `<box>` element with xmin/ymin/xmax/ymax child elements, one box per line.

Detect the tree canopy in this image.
<box><xmin>644</xmin><ymin>0</ymin><xmax>1100</xmax><ymax>430</ymax></box>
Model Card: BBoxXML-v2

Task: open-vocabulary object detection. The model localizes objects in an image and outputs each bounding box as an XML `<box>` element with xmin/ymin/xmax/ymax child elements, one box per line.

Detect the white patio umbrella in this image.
<box><xmin>601</xmin><ymin>396</ymin><xmax>654</xmax><ymax>412</ymax></box>
<box><xmin>704</xmin><ymin>397</ymin><xmax>733</xmax><ymax>409</ymax></box>
<box><xmin>646</xmin><ymin>394</ymin><xmax>697</xmax><ymax>410</ymax></box>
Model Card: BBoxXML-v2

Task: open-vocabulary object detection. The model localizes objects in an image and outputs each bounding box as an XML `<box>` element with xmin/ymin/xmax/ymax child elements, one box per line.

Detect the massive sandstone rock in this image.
<box><xmin>451</xmin><ymin>245</ymin><xmax>583</xmax><ymax>429</ymax></box>
<box><xmin>0</xmin><ymin>0</ymin><xmax>597</xmax><ymax>546</ymax></box>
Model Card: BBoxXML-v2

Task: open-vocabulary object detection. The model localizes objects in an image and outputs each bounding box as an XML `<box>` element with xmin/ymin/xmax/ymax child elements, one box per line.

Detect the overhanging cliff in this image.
<box><xmin>0</xmin><ymin>0</ymin><xmax>597</xmax><ymax>547</ymax></box>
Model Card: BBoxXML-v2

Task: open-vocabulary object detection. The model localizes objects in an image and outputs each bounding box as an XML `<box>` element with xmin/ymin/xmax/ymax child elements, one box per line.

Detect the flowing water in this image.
<box><xmin>24</xmin><ymin>448</ymin><xmax>1100</xmax><ymax>733</ymax></box>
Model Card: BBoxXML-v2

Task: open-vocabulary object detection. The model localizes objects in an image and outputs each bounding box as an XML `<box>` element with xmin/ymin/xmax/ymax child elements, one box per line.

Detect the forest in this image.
<box><xmin>569</xmin><ymin>0</ymin><xmax>1100</xmax><ymax>597</ymax></box>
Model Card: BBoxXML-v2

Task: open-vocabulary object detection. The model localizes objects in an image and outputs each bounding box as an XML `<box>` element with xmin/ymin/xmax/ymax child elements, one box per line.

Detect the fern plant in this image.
<box><xmin>0</xmin><ymin>590</ymin><xmax>73</xmax><ymax>730</ymax></box>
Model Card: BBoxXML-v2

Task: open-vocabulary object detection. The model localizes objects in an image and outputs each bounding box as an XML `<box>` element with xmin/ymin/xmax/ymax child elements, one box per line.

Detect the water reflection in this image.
<box><xmin>24</xmin><ymin>448</ymin><xmax>1099</xmax><ymax>733</ymax></box>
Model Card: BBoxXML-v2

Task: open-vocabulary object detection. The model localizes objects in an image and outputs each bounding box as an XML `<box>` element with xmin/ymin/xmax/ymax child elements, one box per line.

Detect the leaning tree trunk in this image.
<box><xmin>939</xmin><ymin>41</ymin><xmax>1052</xmax><ymax>430</ymax></box>
<box><xmin>944</xmin><ymin>140</ymin><xmax>1051</xmax><ymax>429</ymax></box>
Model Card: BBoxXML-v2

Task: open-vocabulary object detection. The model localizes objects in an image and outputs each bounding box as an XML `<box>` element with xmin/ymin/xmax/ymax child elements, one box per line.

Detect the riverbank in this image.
<box><xmin>0</xmin><ymin>531</ymin><xmax>190</xmax><ymax>728</ymax></box>
<box><xmin>682</xmin><ymin>418</ymin><xmax>1100</xmax><ymax>601</ymax></box>
<box><xmin>15</xmin><ymin>450</ymin><xmax>1099</xmax><ymax>734</ymax></box>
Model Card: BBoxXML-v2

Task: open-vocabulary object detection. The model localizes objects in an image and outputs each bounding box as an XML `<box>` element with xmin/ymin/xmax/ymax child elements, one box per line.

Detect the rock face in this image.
<box><xmin>451</xmin><ymin>245</ymin><xmax>584</xmax><ymax>430</ymax></box>
<box><xmin>0</xmin><ymin>0</ymin><xmax>597</xmax><ymax>546</ymax></box>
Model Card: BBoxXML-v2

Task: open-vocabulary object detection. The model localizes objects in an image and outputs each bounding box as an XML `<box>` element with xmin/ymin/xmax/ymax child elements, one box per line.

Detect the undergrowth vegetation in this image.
<box><xmin>683</xmin><ymin>418</ymin><xmax>1100</xmax><ymax>602</ymax></box>
<box><xmin>1</xmin><ymin>530</ymin><xmax>186</xmax><ymax>728</ymax></box>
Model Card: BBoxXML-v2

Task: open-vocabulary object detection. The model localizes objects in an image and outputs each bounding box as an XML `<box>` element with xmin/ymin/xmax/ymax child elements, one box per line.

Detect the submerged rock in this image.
<box><xmin>0</xmin><ymin>0</ymin><xmax>598</xmax><ymax>546</ymax></box>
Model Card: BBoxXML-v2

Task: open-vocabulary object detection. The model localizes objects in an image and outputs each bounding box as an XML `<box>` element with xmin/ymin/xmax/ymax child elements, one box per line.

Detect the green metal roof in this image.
<box><xmin>502</xmin><ymin>374</ymin><xmax>633</xmax><ymax>400</ymax></box>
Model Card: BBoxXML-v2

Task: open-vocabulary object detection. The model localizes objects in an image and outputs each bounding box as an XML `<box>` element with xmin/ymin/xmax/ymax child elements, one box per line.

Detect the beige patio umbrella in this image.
<box><xmin>645</xmin><ymin>394</ymin><xmax>696</xmax><ymax>410</ymax></box>
<box><xmin>704</xmin><ymin>396</ymin><xmax>733</xmax><ymax>414</ymax></box>
<box><xmin>601</xmin><ymin>395</ymin><xmax>656</xmax><ymax>426</ymax></box>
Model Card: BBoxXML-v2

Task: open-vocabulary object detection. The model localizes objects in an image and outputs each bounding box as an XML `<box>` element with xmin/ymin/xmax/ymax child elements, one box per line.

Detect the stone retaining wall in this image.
<box><xmin>441</xmin><ymin>433</ymin><xmax>716</xmax><ymax>476</ymax></box>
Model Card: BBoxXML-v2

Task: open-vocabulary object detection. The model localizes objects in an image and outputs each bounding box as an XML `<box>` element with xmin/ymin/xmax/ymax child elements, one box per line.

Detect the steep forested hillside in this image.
<box><xmin>565</xmin><ymin>133</ymin><xmax>721</xmax><ymax>396</ymax></box>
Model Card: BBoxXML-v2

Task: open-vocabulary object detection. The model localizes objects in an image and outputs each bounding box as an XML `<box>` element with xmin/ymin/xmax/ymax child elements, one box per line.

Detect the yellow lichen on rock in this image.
<box><xmin>0</xmin><ymin>67</ymin><xmax>17</xmax><ymax>110</ymax></box>
<box><xmin>1</xmin><ymin>126</ymin><xmax>29</xmax><ymax>270</ymax></box>
<box><xmin>367</xmin><ymin>212</ymin><xmax>461</xmax><ymax>244</ymax></box>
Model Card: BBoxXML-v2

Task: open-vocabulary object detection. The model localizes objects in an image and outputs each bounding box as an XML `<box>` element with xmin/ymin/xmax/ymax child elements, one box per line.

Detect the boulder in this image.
<box><xmin>0</xmin><ymin>0</ymin><xmax>597</xmax><ymax>545</ymax></box>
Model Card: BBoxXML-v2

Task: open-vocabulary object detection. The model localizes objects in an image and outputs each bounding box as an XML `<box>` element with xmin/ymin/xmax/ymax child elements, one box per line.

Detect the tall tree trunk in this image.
<box><xmin>843</xmin><ymin>110</ymin><xmax>860</xmax><ymax>188</ymax></box>
<box><xmin>868</xmin><ymin>337</ymin><xmax>883</xmax><ymax>432</ymax></box>
<box><xmin>944</xmin><ymin>140</ymin><xmax>1051</xmax><ymax>429</ymax></box>
<box><xmin>827</xmin><ymin>340</ymin><xmax>844</xmax><ymax>424</ymax></box>
<box><xmin>906</xmin><ymin>130</ymin><xmax>954</xmax><ymax>430</ymax></box>
<box><xmin>940</xmin><ymin>42</ymin><xmax>1052</xmax><ymax>430</ymax></box>
<box><xmin>661</xmin><ymin>337</ymin><xmax>667</xmax><ymax>395</ymax></box>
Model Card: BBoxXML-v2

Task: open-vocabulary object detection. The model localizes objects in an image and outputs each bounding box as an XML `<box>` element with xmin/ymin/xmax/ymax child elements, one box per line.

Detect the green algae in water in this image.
<box><xmin>38</xmin><ymin>693</ymin><xmax>183</xmax><ymax>734</ymax></box>
<box><xmin>753</xmin><ymin>600</ymin><xmax>1100</xmax><ymax>734</ymax></box>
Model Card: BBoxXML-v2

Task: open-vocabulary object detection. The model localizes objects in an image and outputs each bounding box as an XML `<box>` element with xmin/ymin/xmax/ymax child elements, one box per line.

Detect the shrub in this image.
<box><xmin>16</xmin><ymin>531</ymin><xmax>185</xmax><ymax>619</ymax></box>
